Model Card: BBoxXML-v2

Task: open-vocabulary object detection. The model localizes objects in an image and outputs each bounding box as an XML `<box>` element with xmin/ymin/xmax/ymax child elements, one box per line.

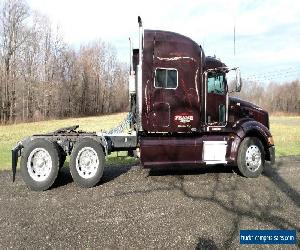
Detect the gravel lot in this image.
<box><xmin>0</xmin><ymin>157</ymin><xmax>299</xmax><ymax>249</ymax></box>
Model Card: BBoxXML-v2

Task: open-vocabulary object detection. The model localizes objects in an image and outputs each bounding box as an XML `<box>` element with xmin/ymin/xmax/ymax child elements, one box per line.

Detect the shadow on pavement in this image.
<box><xmin>263</xmin><ymin>161</ymin><xmax>300</xmax><ymax>208</ymax></box>
<box><xmin>100</xmin><ymin>164</ymin><xmax>135</xmax><ymax>185</ymax></box>
<box><xmin>51</xmin><ymin>162</ymin><xmax>136</xmax><ymax>189</ymax></box>
<box><xmin>195</xmin><ymin>237</ymin><xmax>218</xmax><ymax>249</ymax></box>
<box><xmin>50</xmin><ymin>157</ymin><xmax>299</xmax><ymax>248</ymax></box>
<box><xmin>108</xmin><ymin>158</ymin><xmax>300</xmax><ymax>248</ymax></box>
<box><xmin>149</xmin><ymin>164</ymin><xmax>239</xmax><ymax>177</ymax></box>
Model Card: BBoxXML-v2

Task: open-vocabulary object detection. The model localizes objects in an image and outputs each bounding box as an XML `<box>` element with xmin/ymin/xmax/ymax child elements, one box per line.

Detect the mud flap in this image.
<box><xmin>12</xmin><ymin>144</ymin><xmax>22</xmax><ymax>182</ymax></box>
<box><xmin>269</xmin><ymin>146</ymin><xmax>275</xmax><ymax>165</ymax></box>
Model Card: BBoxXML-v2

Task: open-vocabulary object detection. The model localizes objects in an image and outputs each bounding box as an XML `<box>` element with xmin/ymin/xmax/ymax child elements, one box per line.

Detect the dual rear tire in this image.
<box><xmin>69</xmin><ymin>138</ymin><xmax>104</xmax><ymax>188</ymax></box>
<box><xmin>21</xmin><ymin>139</ymin><xmax>61</xmax><ymax>191</ymax></box>
<box><xmin>21</xmin><ymin>138</ymin><xmax>104</xmax><ymax>191</ymax></box>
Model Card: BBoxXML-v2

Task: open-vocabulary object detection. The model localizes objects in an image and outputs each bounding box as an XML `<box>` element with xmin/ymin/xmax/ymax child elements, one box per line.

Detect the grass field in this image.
<box><xmin>269</xmin><ymin>116</ymin><xmax>300</xmax><ymax>156</ymax></box>
<box><xmin>0</xmin><ymin>113</ymin><xmax>136</xmax><ymax>170</ymax></box>
<box><xmin>0</xmin><ymin>114</ymin><xmax>299</xmax><ymax>170</ymax></box>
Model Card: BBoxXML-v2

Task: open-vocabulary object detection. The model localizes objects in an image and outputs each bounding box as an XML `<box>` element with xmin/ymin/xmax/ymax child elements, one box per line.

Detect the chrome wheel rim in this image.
<box><xmin>245</xmin><ymin>145</ymin><xmax>262</xmax><ymax>172</ymax></box>
<box><xmin>75</xmin><ymin>147</ymin><xmax>99</xmax><ymax>179</ymax></box>
<box><xmin>27</xmin><ymin>148</ymin><xmax>52</xmax><ymax>182</ymax></box>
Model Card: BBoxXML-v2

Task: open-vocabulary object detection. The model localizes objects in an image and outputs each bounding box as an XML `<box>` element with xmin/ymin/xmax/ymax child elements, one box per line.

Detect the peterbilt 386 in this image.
<box><xmin>12</xmin><ymin>17</ymin><xmax>275</xmax><ymax>191</ymax></box>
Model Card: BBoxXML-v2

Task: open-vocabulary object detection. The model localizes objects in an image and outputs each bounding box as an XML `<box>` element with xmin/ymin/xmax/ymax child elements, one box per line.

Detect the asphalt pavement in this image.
<box><xmin>0</xmin><ymin>157</ymin><xmax>299</xmax><ymax>249</ymax></box>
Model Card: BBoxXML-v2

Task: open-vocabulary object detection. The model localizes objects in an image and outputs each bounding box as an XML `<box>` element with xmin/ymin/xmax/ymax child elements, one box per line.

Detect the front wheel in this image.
<box><xmin>237</xmin><ymin>137</ymin><xmax>265</xmax><ymax>178</ymax></box>
<box><xmin>69</xmin><ymin>138</ymin><xmax>105</xmax><ymax>188</ymax></box>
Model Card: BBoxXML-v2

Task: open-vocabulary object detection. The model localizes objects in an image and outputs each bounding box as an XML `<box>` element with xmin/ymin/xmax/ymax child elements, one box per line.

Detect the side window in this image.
<box><xmin>207</xmin><ymin>74</ymin><xmax>225</xmax><ymax>94</ymax></box>
<box><xmin>155</xmin><ymin>68</ymin><xmax>178</xmax><ymax>89</ymax></box>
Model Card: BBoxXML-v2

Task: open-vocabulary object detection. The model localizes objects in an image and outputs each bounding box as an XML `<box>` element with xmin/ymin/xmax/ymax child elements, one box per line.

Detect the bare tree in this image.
<box><xmin>231</xmin><ymin>79</ymin><xmax>300</xmax><ymax>115</ymax></box>
<box><xmin>0</xmin><ymin>0</ymin><xmax>29</xmax><ymax>123</ymax></box>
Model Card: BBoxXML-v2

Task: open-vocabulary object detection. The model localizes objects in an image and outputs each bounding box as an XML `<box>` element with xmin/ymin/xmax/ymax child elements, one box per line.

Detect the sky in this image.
<box><xmin>27</xmin><ymin>0</ymin><xmax>300</xmax><ymax>83</ymax></box>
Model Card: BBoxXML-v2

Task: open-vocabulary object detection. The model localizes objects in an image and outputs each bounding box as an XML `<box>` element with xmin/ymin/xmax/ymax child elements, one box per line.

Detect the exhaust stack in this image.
<box><xmin>128</xmin><ymin>38</ymin><xmax>135</xmax><ymax>94</ymax></box>
<box><xmin>136</xmin><ymin>16</ymin><xmax>143</xmax><ymax>131</ymax></box>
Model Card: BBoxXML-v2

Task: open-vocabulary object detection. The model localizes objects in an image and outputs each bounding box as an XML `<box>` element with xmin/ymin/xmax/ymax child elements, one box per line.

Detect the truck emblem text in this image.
<box><xmin>174</xmin><ymin>115</ymin><xmax>194</xmax><ymax>123</ymax></box>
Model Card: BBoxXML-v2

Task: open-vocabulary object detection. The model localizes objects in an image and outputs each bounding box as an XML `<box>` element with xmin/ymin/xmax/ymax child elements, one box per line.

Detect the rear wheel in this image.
<box><xmin>20</xmin><ymin>139</ymin><xmax>60</xmax><ymax>191</ymax></box>
<box><xmin>70</xmin><ymin>138</ymin><xmax>105</xmax><ymax>188</ymax></box>
<box><xmin>237</xmin><ymin>137</ymin><xmax>265</xmax><ymax>178</ymax></box>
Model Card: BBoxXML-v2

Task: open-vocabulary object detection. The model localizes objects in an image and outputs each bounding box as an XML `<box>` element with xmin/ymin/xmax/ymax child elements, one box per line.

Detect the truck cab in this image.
<box><xmin>130</xmin><ymin>19</ymin><xmax>275</xmax><ymax>176</ymax></box>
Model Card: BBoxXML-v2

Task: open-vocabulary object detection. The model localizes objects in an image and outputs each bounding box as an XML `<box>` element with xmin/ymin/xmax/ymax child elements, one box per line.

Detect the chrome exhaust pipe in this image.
<box><xmin>137</xmin><ymin>16</ymin><xmax>143</xmax><ymax>131</ymax></box>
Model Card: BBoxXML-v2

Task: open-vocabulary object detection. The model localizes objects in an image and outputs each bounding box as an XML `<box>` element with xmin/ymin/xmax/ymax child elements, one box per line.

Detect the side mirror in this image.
<box><xmin>235</xmin><ymin>68</ymin><xmax>242</xmax><ymax>92</ymax></box>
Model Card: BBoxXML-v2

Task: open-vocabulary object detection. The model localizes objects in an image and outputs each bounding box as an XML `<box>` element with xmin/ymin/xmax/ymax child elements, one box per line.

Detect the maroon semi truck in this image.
<box><xmin>12</xmin><ymin>17</ymin><xmax>275</xmax><ymax>191</ymax></box>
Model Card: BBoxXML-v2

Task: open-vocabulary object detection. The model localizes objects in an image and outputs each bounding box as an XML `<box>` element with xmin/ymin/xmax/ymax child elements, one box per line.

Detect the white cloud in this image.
<box><xmin>27</xmin><ymin>0</ymin><xmax>300</xmax><ymax>81</ymax></box>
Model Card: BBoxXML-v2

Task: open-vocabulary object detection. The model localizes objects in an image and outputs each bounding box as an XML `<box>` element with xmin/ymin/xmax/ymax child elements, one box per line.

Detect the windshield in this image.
<box><xmin>207</xmin><ymin>73</ymin><xmax>226</xmax><ymax>94</ymax></box>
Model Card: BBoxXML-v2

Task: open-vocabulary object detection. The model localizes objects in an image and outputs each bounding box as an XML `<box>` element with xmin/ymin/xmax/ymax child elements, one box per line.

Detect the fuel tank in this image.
<box><xmin>140</xmin><ymin>134</ymin><xmax>236</xmax><ymax>167</ymax></box>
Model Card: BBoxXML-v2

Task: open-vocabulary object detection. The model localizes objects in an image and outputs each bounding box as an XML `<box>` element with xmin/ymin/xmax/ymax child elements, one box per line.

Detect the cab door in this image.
<box><xmin>205</xmin><ymin>72</ymin><xmax>227</xmax><ymax>126</ymax></box>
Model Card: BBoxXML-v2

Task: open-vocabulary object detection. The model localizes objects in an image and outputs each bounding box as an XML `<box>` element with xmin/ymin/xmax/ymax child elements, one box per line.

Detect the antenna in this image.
<box><xmin>233</xmin><ymin>24</ymin><xmax>236</xmax><ymax>56</ymax></box>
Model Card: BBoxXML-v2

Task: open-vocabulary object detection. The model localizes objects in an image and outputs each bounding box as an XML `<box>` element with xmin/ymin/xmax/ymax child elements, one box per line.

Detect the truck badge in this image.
<box><xmin>174</xmin><ymin>114</ymin><xmax>194</xmax><ymax>123</ymax></box>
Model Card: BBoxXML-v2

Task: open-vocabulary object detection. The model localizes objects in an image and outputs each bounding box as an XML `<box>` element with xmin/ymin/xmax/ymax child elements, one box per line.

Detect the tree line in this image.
<box><xmin>0</xmin><ymin>0</ymin><xmax>128</xmax><ymax>124</ymax></box>
<box><xmin>232</xmin><ymin>80</ymin><xmax>300</xmax><ymax>114</ymax></box>
<box><xmin>1</xmin><ymin>1</ymin><xmax>299</xmax><ymax>125</ymax></box>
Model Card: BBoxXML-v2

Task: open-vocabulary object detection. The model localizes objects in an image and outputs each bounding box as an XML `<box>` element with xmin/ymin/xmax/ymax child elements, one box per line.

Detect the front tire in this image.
<box><xmin>20</xmin><ymin>139</ymin><xmax>60</xmax><ymax>191</ymax></box>
<box><xmin>237</xmin><ymin>137</ymin><xmax>265</xmax><ymax>178</ymax></box>
<box><xmin>69</xmin><ymin>138</ymin><xmax>105</xmax><ymax>188</ymax></box>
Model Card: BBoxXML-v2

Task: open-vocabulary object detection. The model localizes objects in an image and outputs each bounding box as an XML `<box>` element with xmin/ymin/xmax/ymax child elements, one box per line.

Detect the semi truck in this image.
<box><xmin>12</xmin><ymin>17</ymin><xmax>275</xmax><ymax>191</ymax></box>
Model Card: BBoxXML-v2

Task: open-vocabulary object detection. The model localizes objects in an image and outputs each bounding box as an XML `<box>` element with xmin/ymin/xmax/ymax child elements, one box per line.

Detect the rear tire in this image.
<box><xmin>237</xmin><ymin>137</ymin><xmax>265</xmax><ymax>178</ymax></box>
<box><xmin>69</xmin><ymin>138</ymin><xmax>105</xmax><ymax>188</ymax></box>
<box><xmin>20</xmin><ymin>139</ymin><xmax>60</xmax><ymax>191</ymax></box>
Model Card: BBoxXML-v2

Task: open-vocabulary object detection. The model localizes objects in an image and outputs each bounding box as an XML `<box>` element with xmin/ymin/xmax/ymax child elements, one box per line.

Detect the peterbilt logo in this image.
<box><xmin>174</xmin><ymin>115</ymin><xmax>194</xmax><ymax>123</ymax></box>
